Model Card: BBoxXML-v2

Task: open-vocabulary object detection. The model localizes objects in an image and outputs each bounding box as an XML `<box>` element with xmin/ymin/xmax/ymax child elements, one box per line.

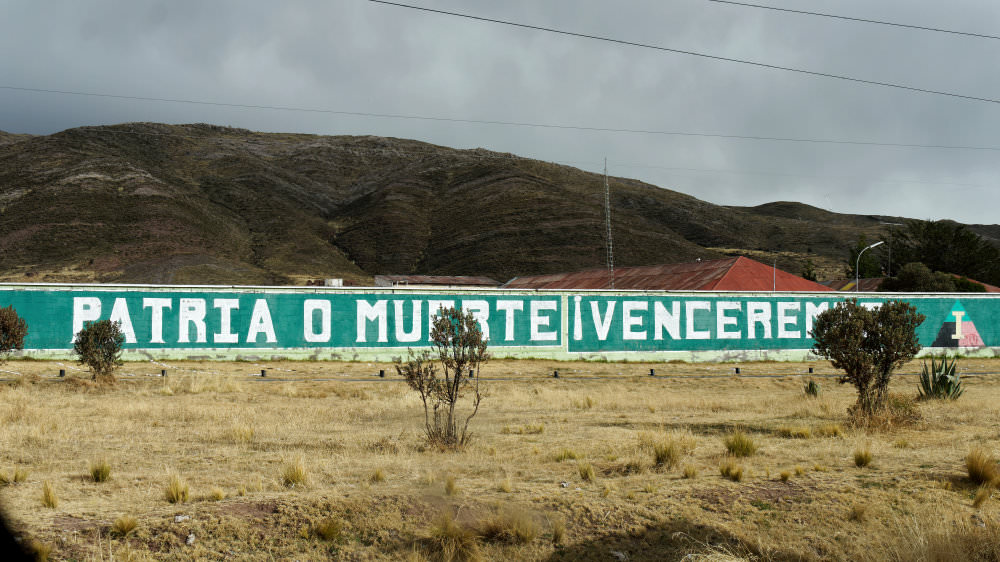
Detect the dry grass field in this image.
<box><xmin>1</xmin><ymin>358</ymin><xmax>999</xmax><ymax>561</ymax></box>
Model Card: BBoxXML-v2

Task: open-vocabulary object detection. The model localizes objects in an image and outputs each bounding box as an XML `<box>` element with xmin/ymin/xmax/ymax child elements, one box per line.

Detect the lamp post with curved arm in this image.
<box><xmin>856</xmin><ymin>241</ymin><xmax>884</xmax><ymax>292</ymax></box>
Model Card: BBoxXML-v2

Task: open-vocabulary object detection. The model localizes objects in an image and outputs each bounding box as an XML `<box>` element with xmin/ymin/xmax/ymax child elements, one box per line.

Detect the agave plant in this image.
<box><xmin>918</xmin><ymin>356</ymin><xmax>963</xmax><ymax>400</ymax></box>
<box><xmin>804</xmin><ymin>379</ymin><xmax>821</xmax><ymax>397</ymax></box>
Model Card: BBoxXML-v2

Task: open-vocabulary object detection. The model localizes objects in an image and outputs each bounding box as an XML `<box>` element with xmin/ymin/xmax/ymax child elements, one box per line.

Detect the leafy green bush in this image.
<box><xmin>0</xmin><ymin>306</ymin><xmax>28</xmax><ymax>364</ymax></box>
<box><xmin>73</xmin><ymin>319</ymin><xmax>125</xmax><ymax>383</ymax></box>
<box><xmin>812</xmin><ymin>298</ymin><xmax>924</xmax><ymax>416</ymax></box>
<box><xmin>919</xmin><ymin>356</ymin><xmax>964</xmax><ymax>400</ymax></box>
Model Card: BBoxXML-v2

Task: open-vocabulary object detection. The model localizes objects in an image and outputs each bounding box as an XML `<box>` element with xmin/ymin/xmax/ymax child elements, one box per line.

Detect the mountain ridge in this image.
<box><xmin>0</xmin><ymin>123</ymin><xmax>988</xmax><ymax>285</ymax></box>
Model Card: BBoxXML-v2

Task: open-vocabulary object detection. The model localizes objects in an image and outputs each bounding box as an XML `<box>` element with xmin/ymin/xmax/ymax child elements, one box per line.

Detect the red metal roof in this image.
<box><xmin>375</xmin><ymin>275</ymin><xmax>501</xmax><ymax>287</ymax></box>
<box><xmin>504</xmin><ymin>257</ymin><xmax>832</xmax><ymax>291</ymax></box>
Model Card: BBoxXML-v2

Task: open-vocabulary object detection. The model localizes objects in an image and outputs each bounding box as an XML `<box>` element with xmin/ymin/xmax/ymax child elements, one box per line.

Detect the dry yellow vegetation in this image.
<box><xmin>0</xmin><ymin>358</ymin><xmax>999</xmax><ymax>560</ymax></box>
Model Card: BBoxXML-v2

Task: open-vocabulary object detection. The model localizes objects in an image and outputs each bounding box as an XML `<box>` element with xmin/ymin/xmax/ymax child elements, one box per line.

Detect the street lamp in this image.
<box><xmin>856</xmin><ymin>241</ymin><xmax>885</xmax><ymax>292</ymax></box>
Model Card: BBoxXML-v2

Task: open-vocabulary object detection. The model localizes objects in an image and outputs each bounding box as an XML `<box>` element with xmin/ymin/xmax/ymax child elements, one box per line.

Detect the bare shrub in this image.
<box><xmin>395</xmin><ymin>306</ymin><xmax>489</xmax><ymax>448</ymax></box>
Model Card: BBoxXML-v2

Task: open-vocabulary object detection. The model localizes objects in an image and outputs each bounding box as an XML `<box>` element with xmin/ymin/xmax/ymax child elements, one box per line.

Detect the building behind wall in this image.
<box><xmin>504</xmin><ymin>256</ymin><xmax>832</xmax><ymax>292</ymax></box>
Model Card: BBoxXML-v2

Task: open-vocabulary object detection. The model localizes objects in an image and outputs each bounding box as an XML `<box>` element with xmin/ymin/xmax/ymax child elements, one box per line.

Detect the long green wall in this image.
<box><xmin>1</xmin><ymin>284</ymin><xmax>997</xmax><ymax>361</ymax></box>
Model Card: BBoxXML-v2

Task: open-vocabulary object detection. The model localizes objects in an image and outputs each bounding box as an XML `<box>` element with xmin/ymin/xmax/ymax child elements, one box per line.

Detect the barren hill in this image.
<box><xmin>0</xmin><ymin>123</ymin><xmax>960</xmax><ymax>285</ymax></box>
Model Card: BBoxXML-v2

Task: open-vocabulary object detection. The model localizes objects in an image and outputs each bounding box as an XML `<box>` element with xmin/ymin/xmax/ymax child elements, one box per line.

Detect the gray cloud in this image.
<box><xmin>3</xmin><ymin>0</ymin><xmax>1000</xmax><ymax>223</ymax></box>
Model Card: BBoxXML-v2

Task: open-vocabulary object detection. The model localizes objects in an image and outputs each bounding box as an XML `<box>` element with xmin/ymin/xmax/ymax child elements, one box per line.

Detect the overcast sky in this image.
<box><xmin>3</xmin><ymin>0</ymin><xmax>1000</xmax><ymax>224</ymax></box>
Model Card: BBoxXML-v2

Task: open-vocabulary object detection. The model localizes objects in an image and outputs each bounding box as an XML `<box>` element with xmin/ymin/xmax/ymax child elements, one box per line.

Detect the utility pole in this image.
<box><xmin>604</xmin><ymin>158</ymin><xmax>615</xmax><ymax>290</ymax></box>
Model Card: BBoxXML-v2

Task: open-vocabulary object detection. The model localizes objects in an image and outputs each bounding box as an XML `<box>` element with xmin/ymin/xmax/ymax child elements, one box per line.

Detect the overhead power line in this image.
<box><xmin>367</xmin><ymin>0</ymin><xmax>1000</xmax><ymax>105</ymax></box>
<box><xmin>5</xmin><ymin>85</ymin><xmax>1000</xmax><ymax>152</ymax></box>
<box><xmin>706</xmin><ymin>0</ymin><xmax>1000</xmax><ymax>41</ymax></box>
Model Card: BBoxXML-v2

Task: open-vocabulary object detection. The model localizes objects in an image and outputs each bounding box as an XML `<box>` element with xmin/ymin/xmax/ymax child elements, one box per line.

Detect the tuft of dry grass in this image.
<box><xmin>41</xmin><ymin>480</ymin><xmax>57</xmax><ymax>509</ymax></box>
<box><xmin>795</xmin><ymin>465</ymin><xmax>806</xmax><ymax>476</ymax></box>
<box><xmin>854</xmin><ymin>447</ymin><xmax>873</xmax><ymax>468</ymax></box>
<box><xmin>848</xmin><ymin>393</ymin><xmax>921</xmax><ymax>431</ymax></box>
<box><xmin>973</xmin><ymin>486</ymin><xmax>992</xmax><ymax>509</ymax></box>
<box><xmin>815</xmin><ymin>423</ymin><xmax>843</xmax><ymax>438</ymax></box>
<box><xmin>548</xmin><ymin>513</ymin><xmax>566</xmax><ymax>545</ymax></box>
<box><xmin>497</xmin><ymin>477</ymin><xmax>512</xmax><ymax>493</ymax></box>
<box><xmin>848</xmin><ymin>504</ymin><xmax>867</xmax><ymax>522</ymax></box>
<box><xmin>653</xmin><ymin>441</ymin><xmax>681</xmax><ymax>469</ymax></box>
<box><xmin>444</xmin><ymin>475</ymin><xmax>458</xmax><ymax>496</ymax></box>
<box><xmin>165</xmin><ymin>474</ymin><xmax>189</xmax><ymax>504</ymax></box>
<box><xmin>719</xmin><ymin>460</ymin><xmax>745</xmax><ymax>482</ymax></box>
<box><xmin>210</xmin><ymin>487</ymin><xmax>226</xmax><ymax>501</ymax></box>
<box><xmin>682</xmin><ymin>465</ymin><xmax>698</xmax><ymax>479</ymax></box>
<box><xmin>778</xmin><ymin>426</ymin><xmax>811</xmax><ymax>439</ymax></box>
<box><xmin>370</xmin><ymin>467</ymin><xmax>386</xmax><ymax>484</ymax></box>
<box><xmin>89</xmin><ymin>458</ymin><xmax>111</xmax><ymax>483</ymax></box>
<box><xmin>312</xmin><ymin>517</ymin><xmax>344</xmax><ymax>542</ymax></box>
<box><xmin>966</xmin><ymin>448</ymin><xmax>999</xmax><ymax>486</ymax></box>
<box><xmin>229</xmin><ymin>423</ymin><xmax>255</xmax><ymax>445</ymax></box>
<box><xmin>29</xmin><ymin>539</ymin><xmax>53</xmax><ymax>562</ymax></box>
<box><xmin>427</xmin><ymin>512</ymin><xmax>481</xmax><ymax>562</ymax></box>
<box><xmin>111</xmin><ymin>516</ymin><xmax>138</xmax><ymax>537</ymax></box>
<box><xmin>553</xmin><ymin>448</ymin><xmax>579</xmax><ymax>462</ymax></box>
<box><xmin>422</xmin><ymin>470</ymin><xmax>437</xmax><ymax>486</ymax></box>
<box><xmin>13</xmin><ymin>467</ymin><xmax>27</xmax><ymax>483</ymax></box>
<box><xmin>724</xmin><ymin>429</ymin><xmax>757</xmax><ymax>457</ymax></box>
<box><xmin>282</xmin><ymin>457</ymin><xmax>308</xmax><ymax>487</ymax></box>
<box><xmin>779</xmin><ymin>470</ymin><xmax>791</xmax><ymax>482</ymax></box>
<box><xmin>578</xmin><ymin>462</ymin><xmax>596</xmax><ymax>482</ymax></box>
<box><xmin>479</xmin><ymin>506</ymin><xmax>539</xmax><ymax>544</ymax></box>
<box><xmin>501</xmin><ymin>423</ymin><xmax>544</xmax><ymax>435</ymax></box>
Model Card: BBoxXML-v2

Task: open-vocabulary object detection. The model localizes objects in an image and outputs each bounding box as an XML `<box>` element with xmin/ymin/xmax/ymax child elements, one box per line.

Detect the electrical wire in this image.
<box><xmin>367</xmin><ymin>0</ymin><xmax>1000</xmax><ymax>105</ymax></box>
<box><xmin>706</xmin><ymin>0</ymin><xmax>1000</xmax><ymax>41</ymax></box>
<box><xmin>4</xmin><ymin>85</ymin><xmax>1000</xmax><ymax>152</ymax></box>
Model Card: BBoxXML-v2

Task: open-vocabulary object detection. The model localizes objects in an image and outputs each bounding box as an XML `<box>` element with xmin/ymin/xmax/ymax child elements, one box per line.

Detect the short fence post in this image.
<box><xmin>379</xmin><ymin>369</ymin><xmax>385</xmax><ymax>378</ymax></box>
<box><xmin>649</xmin><ymin>368</ymin><xmax>655</xmax><ymax>377</ymax></box>
<box><xmin>734</xmin><ymin>367</ymin><xmax>741</xmax><ymax>375</ymax></box>
<box><xmin>553</xmin><ymin>370</ymin><xmax>559</xmax><ymax>378</ymax></box>
<box><xmin>161</xmin><ymin>369</ymin><xmax>166</xmax><ymax>377</ymax></box>
<box><xmin>261</xmin><ymin>369</ymin><xmax>267</xmax><ymax>377</ymax></box>
<box><xmin>59</xmin><ymin>369</ymin><xmax>65</xmax><ymax>378</ymax></box>
<box><xmin>808</xmin><ymin>367</ymin><xmax>814</xmax><ymax>374</ymax></box>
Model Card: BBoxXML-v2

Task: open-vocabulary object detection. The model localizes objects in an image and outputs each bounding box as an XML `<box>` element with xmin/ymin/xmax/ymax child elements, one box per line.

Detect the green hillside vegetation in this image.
<box><xmin>0</xmin><ymin>123</ymin><xmax>979</xmax><ymax>285</ymax></box>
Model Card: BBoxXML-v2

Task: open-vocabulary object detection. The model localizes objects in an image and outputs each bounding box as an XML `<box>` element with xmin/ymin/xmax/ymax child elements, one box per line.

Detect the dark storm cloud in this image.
<box><xmin>2</xmin><ymin>0</ymin><xmax>1000</xmax><ymax>223</ymax></box>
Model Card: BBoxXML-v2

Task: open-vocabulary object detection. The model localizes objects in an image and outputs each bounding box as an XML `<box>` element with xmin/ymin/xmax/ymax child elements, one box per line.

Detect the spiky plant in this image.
<box><xmin>804</xmin><ymin>379</ymin><xmax>821</xmax><ymax>397</ymax></box>
<box><xmin>919</xmin><ymin>356</ymin><xmax>963</xmax><ymax>400</ymax></box>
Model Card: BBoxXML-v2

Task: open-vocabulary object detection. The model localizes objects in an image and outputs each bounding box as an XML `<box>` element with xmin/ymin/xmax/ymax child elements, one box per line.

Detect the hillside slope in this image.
<box><xmin>0</xmin><ymin>123</ymin><xmax>958</xmax><ymax>284</ymax></box>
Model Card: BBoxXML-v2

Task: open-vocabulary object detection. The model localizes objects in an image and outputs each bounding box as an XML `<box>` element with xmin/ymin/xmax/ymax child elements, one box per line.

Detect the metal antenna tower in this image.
<box><xmin>603</xmin><ymin>158</ymin><xmax>615</xmax><ymax>289</ymax></box>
